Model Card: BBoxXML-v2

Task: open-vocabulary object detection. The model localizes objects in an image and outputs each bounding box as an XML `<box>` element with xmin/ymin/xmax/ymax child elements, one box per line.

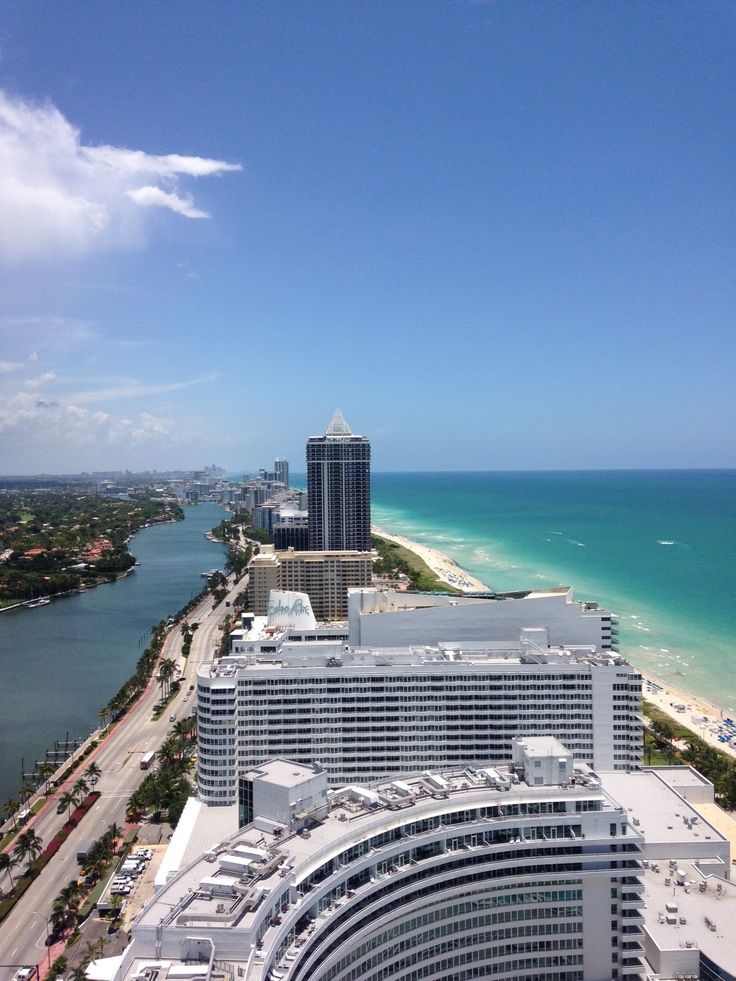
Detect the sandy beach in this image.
<box><xmin>372</xmin><ymin>525</ymin><xmax>489</xmax><ymax>594</ymax></box>
<box><xmin>373</xmin><ymin>525</ymin><xmax>736</xmax><ymax>756</ymax></box>
<box><xmin>640</xmin><ymin>669</ymin><xmax>736</xmax><ymax>759</ymax></box>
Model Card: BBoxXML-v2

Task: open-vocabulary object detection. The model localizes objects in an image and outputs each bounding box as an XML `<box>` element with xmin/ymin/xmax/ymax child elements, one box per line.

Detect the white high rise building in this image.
<box><xmin>275</xmin><ymin>457</ymin><xmax>290</xmax><ymax>489</ymax></box>
<box><xmin>113</xmin><ymin>741</ymin><xmax>648</xmax><ymax>981</ymax></box>
<box><xmin>195</xmin><ymin>632</ymin><xmax>642</xmax><ymax>806</ymax></box>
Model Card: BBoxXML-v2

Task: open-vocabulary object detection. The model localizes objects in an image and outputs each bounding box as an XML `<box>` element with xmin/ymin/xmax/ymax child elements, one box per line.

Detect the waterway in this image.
<box><xmin>0</xmin><ymin>502</ymin><xmax>227</xmax><ymax>805</ymax></box>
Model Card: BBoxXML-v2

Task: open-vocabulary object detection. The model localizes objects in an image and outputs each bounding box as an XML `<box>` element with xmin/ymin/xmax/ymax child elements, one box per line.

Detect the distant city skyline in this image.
<box><xmin>0</xmin><ymin>3</ymin><xmax>734</xmax><ymax>474</ymax></box>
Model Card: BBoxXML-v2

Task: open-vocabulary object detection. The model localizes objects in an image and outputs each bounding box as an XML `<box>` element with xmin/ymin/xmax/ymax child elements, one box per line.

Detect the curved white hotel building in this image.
<box><xmin>115</xmin><ymin>740</ymin><xmax>646</xmax><ymax>981</ymax></box>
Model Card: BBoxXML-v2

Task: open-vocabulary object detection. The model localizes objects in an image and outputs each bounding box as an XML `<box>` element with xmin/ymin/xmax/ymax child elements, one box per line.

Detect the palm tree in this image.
<box><xmin>84</xmin><ymin>762</ymin><xmax>101</xmax><ymax>788</ymax></box>
<box><xmin>158</xmin><ymin>657</ymin><xmax>177</xmax><ymax>699</ymax></box>
<box><xmin>157</xmin><ymin>735</ymin><xmax>180</xmax><ymax>768</ymax></box>
<box><xmin>97</xmin><ymin>706</ymin><xmax>109</xmax><ymax>730</ymax></box>
<box><xmin>0</xmin><ymin>850</ymin><xmax>16</xmax><ymax>890</ymax></box>
<box><xmin>72</xmin><ymin>776</ymin><xmax>89</xmax><ymax>805</ymax></box>
<box><xmin>51</xmin><ymin>879</ymin><xmax>84</xmax><ymax>935</ymax></box>
<box><xmin>173</xmin><ymin>716</ymin><xmax>196</xmax><ymax>740</ymax></box>
<box><xmin>59</xmin><ymin>789</ymin><xmax>76</xmax><ymax>822</ymax></box>
<box><xmin>81</xmin><ymin>853</ymin><xmax>106</xmax><ymax>882</ymax></box>
<box><xmin>2</xmin><ymin>797</ymin><xmax>19</xmax><ymax>829</ymax></box>
<box><xmin>58</xmin><ymin>879</ymin><xmax>84</xmax><ymax>926</ymax></box>
<box><xmin>13</xmin><ymin>828</ymin><xmax>43</xmax><ymax>872</ymax></box>
<box><xmin>107</xmin><ymin>693</ymin><xmax>125</xmax><ymax>721</ymax></box>
<box><xmin>126</xmin><ymin>787</ymin><xmax>146</xmax><ymax>822</ymax></box>
<box><xmin>81</xmin><ymin>937</ymin><xmax>106</xmax><ymax>964</ymax></box>
<box><xmin>37</xmin><ymin>760</ymin><xmax>56</xmax><ymax>796</ymax></box>
<box><xmin>50</xmin><ymin>899</ymin><xmax>68</xmax><ymax>933</ymax></box>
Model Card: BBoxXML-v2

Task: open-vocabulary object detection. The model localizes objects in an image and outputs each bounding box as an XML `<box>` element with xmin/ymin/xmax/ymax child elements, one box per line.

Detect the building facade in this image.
<box><xmin>247</xmin><ymin>545</ymin><xmax>373</xmax><ymax>620</ymax></box>
<box><xmin>195</xmin><ymin>635</ymin><xmax>642</xmax><ymax>805</ymax></box>
<box><xmin>274</xmin><ymin>457</ymin><xmax>290</xmax><ymax>489</ymax></box>
<box><xmin>307</xmin><ymin>410</ymin><xmax>371</xmax><ymax>552</ymax></box>
<box><xmin>274</xmin><ymin>511</ymin><xmax>310</xmax><ymax>551</ymax></box>
<box><xmin>348</xmin><ymin>586</ymin><xmax>617</xmax><ymax>651</ymax></box>
<box><xmin>116</xmin><ymin>747</ymin><xmax>646</xmax><ymax>981</ymax></box>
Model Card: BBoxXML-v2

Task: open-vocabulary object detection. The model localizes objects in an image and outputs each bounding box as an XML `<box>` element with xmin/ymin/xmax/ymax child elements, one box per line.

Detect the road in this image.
<box><xmin>0</xmin><ymin>571</ymin><xmax>246</xmax><ymax>980</ymax></box>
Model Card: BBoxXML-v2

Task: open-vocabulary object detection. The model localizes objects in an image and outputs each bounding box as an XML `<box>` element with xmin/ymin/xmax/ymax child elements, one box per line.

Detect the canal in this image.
<box><xmin>0</xmin><ymin>502</ymin><xmax>227</xmax><ymax>804</ymax></box>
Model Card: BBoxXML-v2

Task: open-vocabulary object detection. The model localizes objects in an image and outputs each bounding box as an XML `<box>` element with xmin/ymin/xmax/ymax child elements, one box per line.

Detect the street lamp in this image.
<box><xmin>32</xmin><ymin>910</ymin><xmax>51</xmax><ymax>970</ymax></box>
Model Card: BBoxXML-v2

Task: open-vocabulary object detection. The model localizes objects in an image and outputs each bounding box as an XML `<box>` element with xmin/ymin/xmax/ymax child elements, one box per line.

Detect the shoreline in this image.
<box><xmin>0</xmin><ymin>565</ymin><xmax>138</xmax><ymax>615</ymax></box>
<box><xmin>0</xmin><ymin>513</ymin><xmax>185</xmax><ymax>615</ymax></box>
<box><xmin>640</xmin><ymin>669</ymin><xmax>736</xmax><ymax>760</ymax></box>
<box><xmin>372</xmin><ymin>523</ymin><xmax>736</xmax><ymax>744</ymax></box>
<box><xmin>372</xmin><ymin>524</ymin><xmax>489</xmax><ymax>593</ymax></box>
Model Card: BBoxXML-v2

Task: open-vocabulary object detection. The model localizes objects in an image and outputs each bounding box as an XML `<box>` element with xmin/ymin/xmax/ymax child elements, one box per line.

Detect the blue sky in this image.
<box><xmin>0</xmin><ymin>2</ymin><xmax>733</xmax><ymax>473</ymax></box>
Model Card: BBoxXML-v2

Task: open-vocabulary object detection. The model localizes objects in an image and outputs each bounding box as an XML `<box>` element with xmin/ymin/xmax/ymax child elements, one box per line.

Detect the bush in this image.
<box><xmin>48</xmin><ymin>955</ymin><xmax>68</xmax><ymax>980</ymax></box>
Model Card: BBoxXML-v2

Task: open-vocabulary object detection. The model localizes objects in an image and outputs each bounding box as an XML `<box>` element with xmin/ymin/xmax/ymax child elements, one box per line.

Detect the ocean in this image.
<box><xmin>370</xmin><ymin>470</ymin><xmax>736</xmax><ymax>713</ymax></box>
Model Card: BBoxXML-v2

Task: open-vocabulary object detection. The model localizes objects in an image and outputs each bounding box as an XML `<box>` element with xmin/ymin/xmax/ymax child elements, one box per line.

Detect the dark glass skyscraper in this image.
<box><xmin>307</xmin><ymin>410</ymin><xmax>371</xmax><ymax>551</ymax></box>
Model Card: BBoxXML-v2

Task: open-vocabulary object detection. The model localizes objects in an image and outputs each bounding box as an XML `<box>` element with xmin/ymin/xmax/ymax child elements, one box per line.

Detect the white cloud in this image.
<box><xmin>0</xmin><ymin>90</ymin><xmax>241</xmax><ymax>263</ymax></box>
<box><xmin>131</xmin><ymin>412</ymin><xmax>175</xmax><ymax>444</ymax></box>
<box><xmin>83</xmin><ymin>146</ymin><xmax>241</xmax><ymax>178</ymax></box>
<box><xmin>126</xmin><ymin>186</ymin><xmax>209</xmax><ymax>219</ymax></box>
<box><xmin>24</xmin><ymin>371</ymin><xmax>56</xmax><ymax>389</ymax></box>
<box><xmin>0</xmin><ymin>360</ymin><xmax>22</xmax><ymax>373</ymax></box>
<box><xmin>67</xmin><ymin>372</ymin><xmax>218</xmax><ymax>405</ymax></box>
<box><xmin>0</xmin><ymin>390</ymin><xmax>181</xmax><ymax>457</ymax></box>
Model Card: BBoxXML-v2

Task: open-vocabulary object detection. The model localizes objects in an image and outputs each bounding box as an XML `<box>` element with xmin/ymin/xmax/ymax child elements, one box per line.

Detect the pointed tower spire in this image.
<box><xmin>325</xmin><ymin>408</ymin><xmax>352</xmax><ymax>437</ymax></box>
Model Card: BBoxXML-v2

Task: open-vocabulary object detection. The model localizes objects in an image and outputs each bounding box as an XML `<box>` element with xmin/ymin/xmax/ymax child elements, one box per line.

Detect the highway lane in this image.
<box><xmin>0</xmin><ymin>572</ymin><xmax>246</xmax><ymax>979</ymax></box>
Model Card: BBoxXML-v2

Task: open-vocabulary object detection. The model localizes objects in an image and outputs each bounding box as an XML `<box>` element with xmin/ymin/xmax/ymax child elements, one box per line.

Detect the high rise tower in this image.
<box><xmin>307</xmin><ymin>410</ymin><xmax>371</xmax><ymax>551</ymax></box>
<box><xmin>274</xmin><ymin>457</ymin><xmax>289</xmax><ymax>488</ymax></box>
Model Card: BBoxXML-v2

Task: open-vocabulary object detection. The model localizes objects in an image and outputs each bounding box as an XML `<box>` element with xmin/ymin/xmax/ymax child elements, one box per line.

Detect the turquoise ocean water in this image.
<box><xmin>369</xmin><ymin>471</ymin><xmax>736</xmax><ymax>713</ymax></box>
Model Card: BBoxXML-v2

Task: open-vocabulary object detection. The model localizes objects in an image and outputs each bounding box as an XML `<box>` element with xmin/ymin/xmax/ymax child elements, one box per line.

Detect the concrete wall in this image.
<box><xmin>348</xmin><ymin>588</ymin><xmax>611</xmax><ymax>649</ymax></box>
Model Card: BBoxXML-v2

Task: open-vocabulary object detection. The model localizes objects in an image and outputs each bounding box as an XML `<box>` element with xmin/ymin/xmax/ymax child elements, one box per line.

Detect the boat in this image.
<box><xmin>201</xmin><ymin>569</ymin><xmax>220</xmax><ymax>578</ymax></box>
<box><xmin>26</xmin><ymin>598</ymin><xmax>51</xmax><ymax>608</ymax></box>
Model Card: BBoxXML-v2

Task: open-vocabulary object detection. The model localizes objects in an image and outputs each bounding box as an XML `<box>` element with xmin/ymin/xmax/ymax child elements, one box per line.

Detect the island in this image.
<box><xmin>0</xmin><ymin>491</ymin><xmax>184</xmax><ymax>608</ymax></box>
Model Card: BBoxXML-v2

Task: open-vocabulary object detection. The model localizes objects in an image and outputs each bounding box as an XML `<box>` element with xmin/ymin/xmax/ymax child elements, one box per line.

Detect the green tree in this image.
<box><xmin>2</xmin><ymin>796</ymin><xmax>19</xmax><ymax>828</ymax></box>
<box><xmin>0</xmin><ymin>850</ymin><xmax>16</xmax><ymax>889</ymax></box>
<box><xmin>59</xmin><ymin>789</ymin><xmax>76</xmax><ymax>822</ymax></box>
<box><xmin>72</xmin><ymin>776</ymin><xmax>89</xmax><ymax>805</ymax></box>
<box><xmin>37</xmin><ymin>760</ymin><xmax>56</xmax><ymax>795</ymax></box>
<box><xmin>13</xmin><ymin>828</ymin><xmax>43</xmax><ymax>872</ymax></box>
<box><xmin>55</xmin><ymin>878</ymin><xmax>84</xmax><ymax>932</ymax></box>
<box><xmin>126</xmin><ymin>787</ymin><xmax>147</xmax><ymax>822</ymax></box>
<box><xmin>84</xmin><ymin>761</ymin><xmax>101</xmax><ymax>785</ymax></box>
<box><xmin>158</xmin><ymin>657</ymin><xmax>177</xmax><ymax>700</ymax></box>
